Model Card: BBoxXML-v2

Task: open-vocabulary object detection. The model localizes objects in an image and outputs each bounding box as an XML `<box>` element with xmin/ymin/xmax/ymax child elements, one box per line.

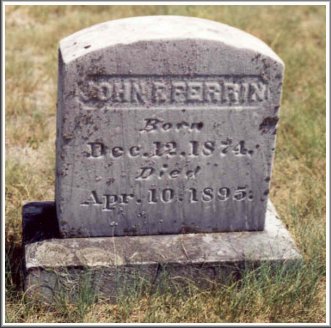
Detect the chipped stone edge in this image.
<box><xmin>60</xmin><ymin>16</ymin><xmax>284</xmax><ymax>65</ymax></box>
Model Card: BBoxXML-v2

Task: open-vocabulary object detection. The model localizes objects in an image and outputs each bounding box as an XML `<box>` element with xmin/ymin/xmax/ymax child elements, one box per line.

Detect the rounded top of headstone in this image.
<box><xmin>59</xmin><ymin>15</ymin><xmax>283</xmax><ymax>65</ymax></box>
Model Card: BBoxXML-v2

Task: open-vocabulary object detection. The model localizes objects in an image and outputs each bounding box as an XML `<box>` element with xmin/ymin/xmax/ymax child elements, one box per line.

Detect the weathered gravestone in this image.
<box><xmin>56</xmin><ymin>15</ymin><xmax>282</xmax><ymax>237</ymax></box>
<box><xmin>23</xmin><ymin>16</ymin><xmax>302</xmax><ymax>302</ymax></box>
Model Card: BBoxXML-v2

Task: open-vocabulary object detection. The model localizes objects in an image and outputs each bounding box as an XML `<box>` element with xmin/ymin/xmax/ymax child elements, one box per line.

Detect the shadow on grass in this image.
<box><xmin>5</xmin><ymin>236</ymin><xmax>24</xmax><ymax>298</ymax></box>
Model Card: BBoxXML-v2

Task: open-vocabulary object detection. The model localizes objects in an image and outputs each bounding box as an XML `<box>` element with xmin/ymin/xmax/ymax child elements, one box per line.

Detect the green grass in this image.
<box><xmin>5</xmin><ymin>4</ymin><xmax>326</xmax><ymax>323</ymax></box>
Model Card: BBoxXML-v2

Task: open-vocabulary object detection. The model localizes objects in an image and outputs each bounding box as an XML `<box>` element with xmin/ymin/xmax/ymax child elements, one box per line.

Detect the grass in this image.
<box><xmin>5</xmin><ymin>4</ymin><xmax>326</xmax><ymax>323</ymax></box>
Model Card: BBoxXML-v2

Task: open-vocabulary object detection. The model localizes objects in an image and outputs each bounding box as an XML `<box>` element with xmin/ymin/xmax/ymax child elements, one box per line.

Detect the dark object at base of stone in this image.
<box><xmin>23</xmin><ymin>201</ymin><xmax>302</xmax><ymax>303</ymax></box>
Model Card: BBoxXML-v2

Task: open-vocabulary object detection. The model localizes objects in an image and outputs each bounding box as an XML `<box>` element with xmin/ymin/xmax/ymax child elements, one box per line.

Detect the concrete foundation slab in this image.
<box><xmin>23</xmin><ymin>200</ymin><xmax>302</xmax><ymax>303</ymax></box>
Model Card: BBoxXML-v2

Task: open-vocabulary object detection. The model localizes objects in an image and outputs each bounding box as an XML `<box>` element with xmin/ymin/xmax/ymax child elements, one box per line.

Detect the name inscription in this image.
<box><xmin>78</xmin><ymin>75</ymin><xmax>269</xmax><ymax>108</ymax></box>
<box><xmin>77</xmin><ymin>77</ymin><xmax>263</xmax><ymax>214</ymax></box>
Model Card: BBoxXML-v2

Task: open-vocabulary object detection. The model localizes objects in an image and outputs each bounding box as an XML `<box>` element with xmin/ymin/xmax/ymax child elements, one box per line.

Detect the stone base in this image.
<box><xmin>23</xmin><ymin>201</ymin><xmax>302</xmax><ymax>303</ymax></box>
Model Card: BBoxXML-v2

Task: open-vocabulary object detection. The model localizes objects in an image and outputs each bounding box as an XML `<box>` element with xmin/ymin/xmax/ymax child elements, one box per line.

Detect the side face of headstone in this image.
<box><xmin>56</xmin><ymin>16</ymin><xmax>284</xmax><ymax>237</ymax></box>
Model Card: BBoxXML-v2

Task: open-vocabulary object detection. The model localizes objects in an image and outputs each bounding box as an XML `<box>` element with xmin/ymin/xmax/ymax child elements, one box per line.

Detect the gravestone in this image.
<box><xmin>23</xmin><ymin>16</ymin><xmax>301</xmax><ymax>302</ymax></box>
<box><xmin>56</xmin><ymin>16</ymin><xmax>282</xmax><ymax>238</ymax></box>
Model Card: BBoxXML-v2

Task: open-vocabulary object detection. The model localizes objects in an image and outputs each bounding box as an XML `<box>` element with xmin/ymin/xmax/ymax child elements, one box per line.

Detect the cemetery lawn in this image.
<box><xmin>5</xmin><ymin>5</ymin><xmax>326</xmax><ymax>324</ymax></box>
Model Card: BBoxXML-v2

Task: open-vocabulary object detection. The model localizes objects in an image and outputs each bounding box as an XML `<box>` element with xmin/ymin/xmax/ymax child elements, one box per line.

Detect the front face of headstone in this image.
<box><xmin>56</xmin><ymin>16</ymin><xmax>284</xmax><ymax>237</ymax></box>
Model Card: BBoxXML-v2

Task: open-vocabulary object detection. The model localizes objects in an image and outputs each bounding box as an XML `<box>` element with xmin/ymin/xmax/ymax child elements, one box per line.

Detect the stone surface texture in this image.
<box><xmin>56</xmin><ymin>16</ymin><xmax>284</xmax><ymax>237</ymax></box>
<box><xmin>24</xmin><ymin>200</ymin><xmax>302</xmax><ymax>302</ymax></box>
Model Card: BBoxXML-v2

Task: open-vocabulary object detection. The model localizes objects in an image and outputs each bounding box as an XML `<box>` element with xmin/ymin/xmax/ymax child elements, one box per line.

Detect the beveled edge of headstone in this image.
<box><xmin>59</xmin><ymin>15</ymin><xmax>284</xmax><ymax>66</ymax></box>
<box><xmin>24</xmin><ymin>200</ymin><xmax>302</xmax><ymax>270</ymax></box>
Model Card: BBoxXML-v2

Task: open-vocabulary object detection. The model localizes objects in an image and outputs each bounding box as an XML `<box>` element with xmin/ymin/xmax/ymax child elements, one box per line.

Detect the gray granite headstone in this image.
<box><xmin>56</xmin><ymin>16</ymin><xmax>284</xmax><ymax>238</ymax></box>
